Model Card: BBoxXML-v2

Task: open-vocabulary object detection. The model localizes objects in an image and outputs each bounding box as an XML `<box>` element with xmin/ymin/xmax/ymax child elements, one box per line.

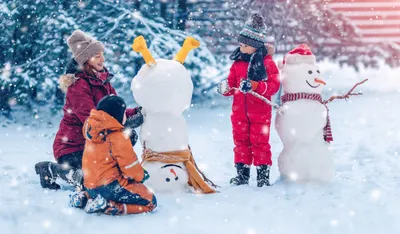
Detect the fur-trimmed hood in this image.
<box><xmin>59</xmin><ymin>58</ymin><xmax>81</xmax><ymax>93</ymax></box>
<box><xmin>59</xmin><ymin>74</ymin><xmax>79</xmax><ymax>93</ymax></box>
<box><xmin>58</xmin><ymin>58</ymin><xmax>113</xmax><ymax>93</ymax></box>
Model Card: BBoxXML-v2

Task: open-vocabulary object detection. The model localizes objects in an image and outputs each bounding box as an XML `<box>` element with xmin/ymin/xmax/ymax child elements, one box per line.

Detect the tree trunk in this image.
<box><xmin>175</xmin><ymin>0</ymin><xmax>187</xmax><ymax>30</ymax></box>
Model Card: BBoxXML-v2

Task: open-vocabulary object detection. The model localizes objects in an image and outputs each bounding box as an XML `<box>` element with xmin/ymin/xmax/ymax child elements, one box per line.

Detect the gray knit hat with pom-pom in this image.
<box><xmin>238</xmin><ymin>13</ymin><xmax>268</xmax><ymax>48</ymax></box>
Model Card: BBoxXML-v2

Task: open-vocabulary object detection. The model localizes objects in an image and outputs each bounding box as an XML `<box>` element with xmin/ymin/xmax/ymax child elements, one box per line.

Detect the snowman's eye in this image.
<box><xmin>166</xmin><ymin>178</ymin><xmax>170</xmax><ymax>182</ymax></box>
<box><xmin>317</xmin><ymin>70</ymin><xmax>320</xmax><ymax>73</ymax></box>
<box><xmin>175</xmin><ymin>177</ymin><xmax>179</xmax><ymax>181</ymax></box>
<box><xmin>308</xmin><ymin>70</ymin><xmax>313</xmax><ymax>74</ymax></box>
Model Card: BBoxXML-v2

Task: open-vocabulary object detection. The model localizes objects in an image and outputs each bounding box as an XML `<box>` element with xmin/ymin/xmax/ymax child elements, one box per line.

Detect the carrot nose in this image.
<box><xmin>314</xmin><ymin>78</ymin><xmax>326</xmax><ymax>85</ymax></box>
<box><xmin>170</xmin><ymin>169</ymin><xmax>177</xmax><ymax>177</ymax></box>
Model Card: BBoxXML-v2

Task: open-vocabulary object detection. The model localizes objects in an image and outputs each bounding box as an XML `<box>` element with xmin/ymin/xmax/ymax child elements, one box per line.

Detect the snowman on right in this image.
<box><xmin>275</xmin><ymin>44</ymin><xmax>334</xmax><ymax>182</ymax></box>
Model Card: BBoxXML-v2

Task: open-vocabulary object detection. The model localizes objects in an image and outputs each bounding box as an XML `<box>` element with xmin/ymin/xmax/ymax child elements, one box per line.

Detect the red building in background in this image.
<box><xmin>329</xmin><ymin>0</ymin><xmax>400</xmax><ymax>44</ymax></box>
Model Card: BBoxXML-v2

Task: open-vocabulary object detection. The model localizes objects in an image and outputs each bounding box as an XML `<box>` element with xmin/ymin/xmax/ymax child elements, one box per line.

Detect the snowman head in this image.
<box><xmin>143</xmin><ymin>161</ymin><xmax>189</xmax><ymax>193</ymax></box>
<box><xmin>130</xmin><ymin>36</ymin><xmax>199</xmax><ymax>114</ymax></box>
<box><xmin>278</xmin><ymin>44</ymin><xmax>326</xmax><ymax>94</ymax></box>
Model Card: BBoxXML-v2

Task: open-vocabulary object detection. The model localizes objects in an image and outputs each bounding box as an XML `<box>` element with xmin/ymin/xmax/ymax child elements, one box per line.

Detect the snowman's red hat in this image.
<box><xmin>283</xmin><ymin>44</ymin><xmax>316</xmax><ymax>65</ymax></box>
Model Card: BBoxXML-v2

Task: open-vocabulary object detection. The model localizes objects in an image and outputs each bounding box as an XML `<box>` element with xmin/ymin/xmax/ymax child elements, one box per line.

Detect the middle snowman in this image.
<box><xmin>130</xmin><ymin>36</ymin><xmax>216</xmax><ymax>194</ymax></box>
<box><xmin>275</xmin><ymin>44</ymin><xmax>334</xmax><ymax>182</ymax></box>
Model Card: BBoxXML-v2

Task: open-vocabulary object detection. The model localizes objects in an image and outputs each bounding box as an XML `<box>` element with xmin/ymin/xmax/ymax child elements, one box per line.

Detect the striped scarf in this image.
<box><xmin>281</xmin><ymin>93</ymin><xmax>333</xmax><ymax>143</ymax></box>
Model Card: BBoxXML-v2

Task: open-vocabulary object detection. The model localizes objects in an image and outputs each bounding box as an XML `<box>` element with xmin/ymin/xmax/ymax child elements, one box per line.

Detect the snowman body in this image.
<box><xmin>131</xmin><ymin>59</ymin><xmax>192</xmax><ymax>192</ymax></box>
<box><xmin>275</xmin><ymin>57</ymin><xmax>334</xmax><ymax>182</ymax></box>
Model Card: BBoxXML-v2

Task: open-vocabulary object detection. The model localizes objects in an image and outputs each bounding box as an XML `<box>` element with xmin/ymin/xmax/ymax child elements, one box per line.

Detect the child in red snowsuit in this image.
<box><xmin>218</xmin><ymin>13</ymin><xmax>280</xmax><ymax>187</ymax></box>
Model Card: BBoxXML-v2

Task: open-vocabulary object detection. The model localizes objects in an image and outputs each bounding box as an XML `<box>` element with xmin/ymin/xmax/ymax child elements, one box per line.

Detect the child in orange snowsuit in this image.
<box><xmin>70</xmin><ymin>95</ymin><xmax>156</xmax><ymax>215</ymax></box>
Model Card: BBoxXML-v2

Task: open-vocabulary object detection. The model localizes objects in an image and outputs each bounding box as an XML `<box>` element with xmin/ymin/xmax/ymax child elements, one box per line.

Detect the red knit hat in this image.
<box><xmin>283</xmin><ymin>44</ymin><xmax>316</xmax><ymax>65</ymax></box>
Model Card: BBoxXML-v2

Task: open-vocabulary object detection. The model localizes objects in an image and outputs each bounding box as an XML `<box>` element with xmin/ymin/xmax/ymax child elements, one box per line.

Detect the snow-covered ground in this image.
<box><xmin>1</xmin><ymin>87</ymin><xmax>399</xmax><ymax>234</ymax></box>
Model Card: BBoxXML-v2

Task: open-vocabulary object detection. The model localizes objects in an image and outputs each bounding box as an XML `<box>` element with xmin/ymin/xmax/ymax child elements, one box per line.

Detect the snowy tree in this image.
<box><xmin>0</xmin><ymin>0</ymin><xmax>223</xmax><ymax>117</ymax></box>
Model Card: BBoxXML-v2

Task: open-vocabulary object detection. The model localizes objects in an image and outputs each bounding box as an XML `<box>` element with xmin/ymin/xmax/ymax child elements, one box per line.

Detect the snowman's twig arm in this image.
<box><xmin>323</xmin><ymin>79</ymin><xmax>368</xmax><ymax>104</ymax></box>
<box><xmin>233</xmin><ymin>88</ymin><xmax>280</xmax><ymax>108</ymax></box>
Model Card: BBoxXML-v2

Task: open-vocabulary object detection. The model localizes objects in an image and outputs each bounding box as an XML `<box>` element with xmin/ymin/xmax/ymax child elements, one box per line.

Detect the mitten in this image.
<box><xmin>124</xmin><ymin>107</ymin><xmax>144</xmax><ymax>129</ymax></box>
<box><xmin>240</xmin><ymin>79</ymin><xmax>258</xmax><ymax>93</ymax></box>
<box><xmin>217</xmin><ymin>80</ymin><xmax>231</xmax><ymax>95</ymax></box>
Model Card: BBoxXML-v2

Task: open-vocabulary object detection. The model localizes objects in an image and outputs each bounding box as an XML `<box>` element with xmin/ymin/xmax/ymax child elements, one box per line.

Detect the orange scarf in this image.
<box><xmin>141</xmin><ymin>148</ymin><xmax>217</xmax><ymax>194</ymax></box>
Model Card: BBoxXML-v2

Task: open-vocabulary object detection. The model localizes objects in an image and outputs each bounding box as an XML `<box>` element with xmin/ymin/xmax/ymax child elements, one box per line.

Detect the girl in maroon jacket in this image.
<box><xmin>35</xmin><ymin>30</ymin><xmax>143</xmax><ymax>190</ymax></box>
<box><xmin>218</xmin><ymin>14</ymin><xmax>280</xmax><ymax>187</ymax></box>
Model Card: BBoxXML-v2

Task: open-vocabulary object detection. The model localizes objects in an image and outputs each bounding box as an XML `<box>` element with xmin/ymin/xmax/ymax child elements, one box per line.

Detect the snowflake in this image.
<box><xmin>20</xmin><ymin>26</ymin><xmax>28</xmax><ymax>32</ymax></box>
<box><xmin>123</xmin><ymin>128</ymin><xmax>133</xmax><ymax>138</ymax></box>
<box><xmin>289</xmin><ymin>172</ymin><xmax>298</xmax><ymax>181</ymax></box>
<box><xmin>359</xmin><ymin>117</ymin><xmax>367</xmax><ymax>125</ymax></box>
<box><xmin>370</xmin><ymin>189</ymin><xmax>381</xmax><ymax>200</ymax></box>
<box><xmin>8</xmin><ymin>98</ymin><xmax>17</xmax><ymax>107</ymax></box>
<box><xmin>42</xmin><ymin>220</ymin><xmax>51</xmax><ymax>228</ymax></box>
<box><xmin>262</xmin><ymin>125</ymin><xmax>270</xmax><ymax>135</ymax></box>
<box><xmin>349</xmin><ymin>210</ymin><xmax>356</xmax><ymax>217</ymax></box>
<box><xmin>1</xmin><ymin>63</ymin><xmax>11</xmax><ymax>80</ymax></box>
<box><xmin>198</xmin><ymin>163</ymin><xmax>207</xmax><ymax>170</ymax></box>
<box><xmin>212</xmin><ymin>128</ymin><xmax>219</xmax><ymax>134</ymax></box>
<box><xmin>168</xmin><ymin>216</ymin><xmax>178</xmax><ymax>225</ymax></box>
<box><xmin>10</xmin><ymin>177</ymin><xmax>18</xmax><ymax>187</ymax></box>
<box><xmin>246</xmin><ymin>228</ymin><xmax>257</xmax><ymax>234</ymax></box>
<box><xmin>330</xmin><ymin>219</ymin><xmax>338</xmax><ymax>227</ymax></box>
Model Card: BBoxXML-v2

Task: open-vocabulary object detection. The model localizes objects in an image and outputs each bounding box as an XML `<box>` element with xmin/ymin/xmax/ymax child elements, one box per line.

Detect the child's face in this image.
<box><xmin>240</xmin><ymin>43</ymin><xmax>257</xmax><ymax>54</ymax></box>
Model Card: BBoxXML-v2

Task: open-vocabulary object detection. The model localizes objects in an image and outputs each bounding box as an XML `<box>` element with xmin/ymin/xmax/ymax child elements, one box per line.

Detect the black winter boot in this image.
<box><xmin>256</xmin><ymin>165</ymin><xmax>271</xmax><ymax>187</ymax></box>
<box><xmin>35</xmin><ymin>161</ymin><xmax>61</xmax><ymax>190</ymax></box>
<box><xmin>35</xmin><ymin>161</ymin><xmax>84</xmax><ymax>190</ymax></box>
<box><xmin>230</xmin><ymin>163</ymin><xmax>250</xmax><ymax>186</ymax></box>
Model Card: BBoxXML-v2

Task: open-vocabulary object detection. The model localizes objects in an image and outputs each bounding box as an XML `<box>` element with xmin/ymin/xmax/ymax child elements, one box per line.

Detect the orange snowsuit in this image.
<box><xmin>82</xmin><ymin>109</ymin><xmax>156</xmax><ymax>215</ymax></box>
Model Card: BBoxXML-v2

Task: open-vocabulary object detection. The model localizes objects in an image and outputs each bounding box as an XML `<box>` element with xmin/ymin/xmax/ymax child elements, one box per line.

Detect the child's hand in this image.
<box><xmin>240</xmin><ymin>79</ymin><xmax>258</xmax><ymax>93</ymax></box>
<box><xmin>124</xmin><ymin>110</ymin><xmax>144</xmax><ymax>129</ymax></box>
<box><xmin>217</xmin><ymin>80</ymin><xmax>231</xmax><ymax>95</ymax></box>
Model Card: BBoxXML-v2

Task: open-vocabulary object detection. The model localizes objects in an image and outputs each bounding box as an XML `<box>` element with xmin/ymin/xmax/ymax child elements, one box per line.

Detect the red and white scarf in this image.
<box><xmin>281</xmin><ymin>93</ymin><xmax>333</xmax><ymax>143</ymax></box>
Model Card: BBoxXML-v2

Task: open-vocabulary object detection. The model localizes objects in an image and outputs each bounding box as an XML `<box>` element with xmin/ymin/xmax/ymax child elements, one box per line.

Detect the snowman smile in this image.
<box><xmin>306</xmin><ymin>80</ymin><xmax>320</xmax><ymax>88</ymax></box>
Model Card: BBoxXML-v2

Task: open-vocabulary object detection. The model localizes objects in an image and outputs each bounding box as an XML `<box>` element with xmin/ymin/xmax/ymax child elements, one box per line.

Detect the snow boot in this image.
<box><xmin>69</xmin><ymin>191</ymin><xmax>88</xmax><ymax>208</ymax></box>
<box><xmin>84</xmin><ymin>195</ymin><xmax>108</xmax><ymax>213</ymax></box>
<box><xmin>256</xmin><ymin>165</ymin><xmax>271</xmax><ymax>187</ymax></box>
<box><xmin>34</xmin><ymin>161</ymin><xmax>61</xmax><ymax>190</ymax></box>
<box><xmin>35</xmin><ymin>161</ymin><xmax>84</xmax><ymax>190</ymax></box>
<box><xmin>230</xmin><ymin>163</ymin><xmax>250</xmax><ymax>186</ymax></box>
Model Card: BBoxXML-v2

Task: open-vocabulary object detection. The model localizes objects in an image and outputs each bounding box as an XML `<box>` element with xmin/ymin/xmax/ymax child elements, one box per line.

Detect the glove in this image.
<box><xmin>124</xmin><ymin>108</ymin><xmax>144</xmax><ymax>129</ymax></box>
<box><xmin>129</xmin><ymin>129</ymin><xmax>139</xmax><ymax>146</ymax></box>
<box><xmin>240</xmin><ymin>79</ymin><xmax>259</xmax><ymax>93</ymax></box>
<box><xmin>217</xmin><ymin>80</ymin><xmax>231</xmax><ymax>95</ymax></box>
<box><xmin>240</xmin><ymin>79</ymin><xmax>254</xmax><ymax>93</ymax></box>
<box><xmin>141</xmin><ymin>169</ymin><xmax>150</xmax><ymax>183</ymax></box>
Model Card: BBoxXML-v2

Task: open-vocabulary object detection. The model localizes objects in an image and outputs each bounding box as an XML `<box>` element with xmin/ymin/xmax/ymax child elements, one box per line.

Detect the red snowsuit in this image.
<box><xmin>223</xmin><ymin>55</ymin><xmax>280</xmax><ymax>166</ymax></box>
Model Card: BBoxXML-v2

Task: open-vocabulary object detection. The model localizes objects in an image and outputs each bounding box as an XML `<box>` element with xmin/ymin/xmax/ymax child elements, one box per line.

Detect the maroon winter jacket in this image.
<box><xmin>53</xmin><ymin>68</ymin><xmax>137</xmax><ymax>160</ymax></box>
